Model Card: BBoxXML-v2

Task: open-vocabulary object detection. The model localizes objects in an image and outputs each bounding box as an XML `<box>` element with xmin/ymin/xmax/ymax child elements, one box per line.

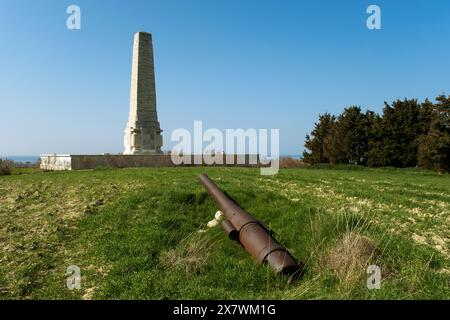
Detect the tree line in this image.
<box><xmin>303</xmin><ymin>95</ymin><xmax>450</xmax><ymax>172</ymax></box>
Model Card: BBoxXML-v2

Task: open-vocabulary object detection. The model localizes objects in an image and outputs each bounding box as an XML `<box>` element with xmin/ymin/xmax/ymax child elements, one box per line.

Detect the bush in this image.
<box><xmin>0</xmin><ymin>159</ymin><xmax>12</xmax><ymax>175</ymax></box>
<box><xmin>279</xmin><ymin>157</ymin><xmax>306</xmax><ymax>168</ymax></box>
<box><xmin>307</xmin><ymin>163</ymin><xmax>366</xmax><ymax>170</ymax></box>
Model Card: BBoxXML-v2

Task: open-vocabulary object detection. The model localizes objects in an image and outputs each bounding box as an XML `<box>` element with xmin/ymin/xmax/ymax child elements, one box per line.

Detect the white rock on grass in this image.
<box><xmin>207</xmin><ymin>219</ymin><xmax>219</xmax><ymax>228</ymax></box>
<box><xmin>215</xmin><ymin>210</ymin><xmax>224</xmax><ymax>221</ymax></box>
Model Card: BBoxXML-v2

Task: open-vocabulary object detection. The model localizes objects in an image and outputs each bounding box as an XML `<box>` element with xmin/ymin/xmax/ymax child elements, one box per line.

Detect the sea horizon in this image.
<box><xmin>0</xmin><ymin>155</ymin><xmax>40</xmax><ymax>163</ymax></box>
<box><xmin>1</xmin><ymin>154</ymin><xmax>302</xmax><ymax>163</ymax></box>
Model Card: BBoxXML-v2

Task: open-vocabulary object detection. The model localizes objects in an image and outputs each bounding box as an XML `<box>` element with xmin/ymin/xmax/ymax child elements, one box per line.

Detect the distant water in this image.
<box><xmin>1</xmin><ymin>155</ymin><xmax>301</xmax><ymax>163</ymax></box>
<box><xmin>1</xmin><ymin>155</ymin><xmax>39</xmax><ymax>163</ymax></box>
<box><xmin>281</xmin><ymin>154</ymin><xmax>302</xmax><ymax>159</ymax></box>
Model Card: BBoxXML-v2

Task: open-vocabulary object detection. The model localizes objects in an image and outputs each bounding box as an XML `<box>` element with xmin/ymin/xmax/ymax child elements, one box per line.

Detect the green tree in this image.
<box><xmin>367</xmin><ymin>99</ymin><xmax>422</xmax><ymax>167</ymax></box>
<box><xmin>418</xmin><ymin>95</ymin><xmax>450</xmax><ymax>172</ymax></box>
<box><xmin>303</xmin><ymin>113</ymin><xmax>335</xmax><ymax>164</ymax></box>
<box><xmin>366</xmin><ymin>114</ymin><xmax>385</xmax><ymax>167</ymax></box>
<box><xmin>323</xmin><ymin>106</ymin><xmax>372</xmax><ymax>165</ymax></box>
<box><xmin>304</xmin><ymin>96</ymin><xmax>449</xmax><ymax>172</ymax></box>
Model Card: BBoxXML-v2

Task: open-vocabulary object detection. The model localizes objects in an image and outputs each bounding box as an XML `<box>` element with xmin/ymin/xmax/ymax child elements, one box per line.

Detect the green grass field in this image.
<box><xmin>0</xmin><ymin>166</ymin><xmax>449</xmax><ymax>299</ymax></box>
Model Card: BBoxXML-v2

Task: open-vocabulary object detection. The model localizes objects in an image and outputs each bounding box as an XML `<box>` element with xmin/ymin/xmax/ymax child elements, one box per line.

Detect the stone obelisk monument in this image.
<box><xmin>124</xmin><ymin>32</ymin><xmax>163</xmax><ymax>154</ymax></box>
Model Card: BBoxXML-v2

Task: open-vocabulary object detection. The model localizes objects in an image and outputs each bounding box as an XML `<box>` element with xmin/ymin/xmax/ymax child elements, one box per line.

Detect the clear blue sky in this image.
<box><xmin>1</xmin><ymin>0</ymin><xmax>449</xmax><ymax>156</ymax></box>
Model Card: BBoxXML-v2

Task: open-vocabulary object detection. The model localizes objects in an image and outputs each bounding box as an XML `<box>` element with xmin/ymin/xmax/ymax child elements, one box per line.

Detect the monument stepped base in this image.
<box><xmin>40</xmin><ymin>154</ymin><xmax>263</xmax><ymax>171</ymax></box>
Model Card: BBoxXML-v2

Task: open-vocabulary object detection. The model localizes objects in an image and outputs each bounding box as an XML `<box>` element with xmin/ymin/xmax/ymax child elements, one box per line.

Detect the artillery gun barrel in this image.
<box><xmin>198</xmin><ymin>173</ymin><xmax>301</xmax><ymax>277</ymax></box>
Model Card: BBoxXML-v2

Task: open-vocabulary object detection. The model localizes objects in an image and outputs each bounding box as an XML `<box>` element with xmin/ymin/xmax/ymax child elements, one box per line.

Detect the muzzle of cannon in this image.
<box><xmin>198</xmin><ymin>173</ymin><xmax>302</xmax><ymax>278</ymax></box>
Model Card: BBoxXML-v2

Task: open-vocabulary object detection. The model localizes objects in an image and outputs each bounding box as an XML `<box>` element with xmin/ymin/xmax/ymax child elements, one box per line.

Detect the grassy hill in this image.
<box><xmin>0</xmin><ymin>166</ymin><xmax>449</xmax><ymax>299</ymax></box>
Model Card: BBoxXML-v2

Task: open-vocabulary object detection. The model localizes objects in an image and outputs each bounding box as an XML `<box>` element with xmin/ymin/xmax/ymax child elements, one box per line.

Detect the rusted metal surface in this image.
<box><xmin>221</xmin><ymin>220</ymin><xmax>239</xmax><ymax>241</ymax></box>
<box><xmin>198</xmin><ymin>173</ymin><xmax>302</xmax><ymax>278</ymax></box>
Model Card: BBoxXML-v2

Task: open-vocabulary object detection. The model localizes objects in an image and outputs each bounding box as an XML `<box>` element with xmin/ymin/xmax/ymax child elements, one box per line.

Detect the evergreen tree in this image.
<box><xmin>303</xmin><ymin>113</ymin><xmax>335</xmax><ymax>164</ymax></box>
<box><xmin>368</xmin><ymin>99</ymin><xmax>422</xmax><ymax>167</ymax></box>
<box><xmin>418</xmin><ymin>98</ymin><xmax>435</xmax><ymax>134</ymax></box>
<box><xmin>366</xmin><ymin>114</ymin><xmax>385</xmax><ymax>167</ymax></box>
<box><xmin>418</xmin><ymin>95</ymin><xmax>450</xmax><ymax>172</ymax></box>
<box><xmin>303</xmin><ymin>96</ymin><xmax>449</xmax><ymax>172</ymax></box>
<box><xmin>361</xmin><ymin>110</ymin><xmax>380</xmax><ymax>165</ymax></box>
<box><xmin>324</xmin><ymin>106</ymin><xmax>368</xmax><ymax>165</ymax></box>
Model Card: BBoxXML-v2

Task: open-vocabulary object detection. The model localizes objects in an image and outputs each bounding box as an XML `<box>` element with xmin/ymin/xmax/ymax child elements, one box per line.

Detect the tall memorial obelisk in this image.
<box><xmin>124</xmin><ymin>32</ymin><xmax>163</xmax><ymax>154</ymax></box>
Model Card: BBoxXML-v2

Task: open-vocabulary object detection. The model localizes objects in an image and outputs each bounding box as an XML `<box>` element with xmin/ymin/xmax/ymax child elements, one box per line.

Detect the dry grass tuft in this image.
<box><xmin>321</xmin><ymin>232</ymin><xmax>379</xmax><ymax>285</ymax></box>
<box><xmin>159</xmin><ymin>232</ymin><xmax>216</xmax><ymax>275</ymax></box>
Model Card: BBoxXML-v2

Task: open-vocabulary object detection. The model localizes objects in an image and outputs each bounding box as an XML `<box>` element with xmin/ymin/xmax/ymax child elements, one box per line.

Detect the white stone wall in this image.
<box><xmin>39</xmin><ymin>154</ymin><xmax>263</xmax><ymax>170</ymax></box>
<box><xmin>40</xmin><ymin>154</ymin><xmax>72</xmax><ymax>170</ymax></box>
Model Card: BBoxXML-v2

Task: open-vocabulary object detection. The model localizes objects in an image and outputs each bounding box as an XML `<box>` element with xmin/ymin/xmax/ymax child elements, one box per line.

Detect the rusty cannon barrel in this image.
<box><xmin>198</xmin><ymin>173</ymin><xmax>301</xmax><ymax>278</ymax></box>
